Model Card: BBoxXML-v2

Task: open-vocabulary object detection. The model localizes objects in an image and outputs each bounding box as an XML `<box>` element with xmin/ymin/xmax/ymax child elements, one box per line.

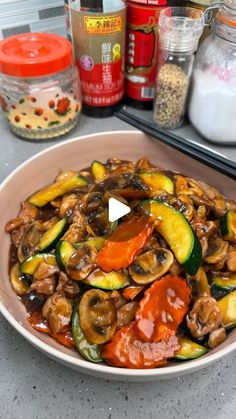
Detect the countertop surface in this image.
<box><xmin>0</xmin><ymin>111</ymin><xmax>236</xmax><ymax>419</ymax></box>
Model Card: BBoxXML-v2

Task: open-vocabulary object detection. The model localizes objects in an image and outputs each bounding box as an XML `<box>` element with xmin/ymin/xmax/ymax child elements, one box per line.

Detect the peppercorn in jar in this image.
<box><xmin>153</xmin><ymin>7</ymin><xmax>204</xmax><ymax>129</ymax></box>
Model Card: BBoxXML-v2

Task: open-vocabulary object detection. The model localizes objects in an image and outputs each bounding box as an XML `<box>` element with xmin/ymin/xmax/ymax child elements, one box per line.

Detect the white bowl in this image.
<box><xmin>0</xmin><ymin>130</ymin><xmax>236</xmax><ymax>381</ymax></box>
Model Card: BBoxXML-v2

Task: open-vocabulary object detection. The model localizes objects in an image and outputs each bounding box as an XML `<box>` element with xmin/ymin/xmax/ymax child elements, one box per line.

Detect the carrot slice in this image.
<box><xmin>97</xmin><ymin>216</ymin><xmax>154</xmax><ymax>272</ymax></box>
<box><xmin>135</xmin><ymin>275</ymin><xmax>191</xmax><ymax>342</ymax></box>
<box><xmin>101</xmin><ymin>322</ymin><xmax>180</xmax><ymax>369</ymax></box>
<box><xmin>122</xmin><ymin>285</ymin><xmax>145</xmax><ymax>300</ymax></box>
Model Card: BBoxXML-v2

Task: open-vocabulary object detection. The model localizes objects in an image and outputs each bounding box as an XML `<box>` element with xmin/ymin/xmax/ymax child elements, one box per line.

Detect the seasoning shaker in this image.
<box><xmin>153</xmin><ymin>7</ymin><xmax>204</xmax><ymax>129</ymax></box>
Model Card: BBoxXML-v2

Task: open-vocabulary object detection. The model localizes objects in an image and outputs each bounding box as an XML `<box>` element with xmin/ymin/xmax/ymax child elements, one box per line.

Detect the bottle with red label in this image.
<box><xmin>71</xmin><ymin>0</ymin><xmax>126</xmax><ymax>117</ymax></box>
<box><xmin>125</xmin><ymin>0</ymin><xmax>167</xmax><ymax>109</ymax></box>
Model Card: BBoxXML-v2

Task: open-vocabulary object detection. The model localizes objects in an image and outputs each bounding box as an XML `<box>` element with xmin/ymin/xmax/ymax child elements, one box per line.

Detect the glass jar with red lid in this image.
<box><xmin>0</xmin><ymin>33</ymin><xmax>81</xmax><ymax>140</ymax></box>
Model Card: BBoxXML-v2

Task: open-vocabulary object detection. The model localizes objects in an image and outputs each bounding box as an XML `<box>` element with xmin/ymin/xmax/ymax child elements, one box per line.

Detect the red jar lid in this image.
<box><xmin>0</xmin><ymin>33</ymin><xmax>73</xmax><ymax>78</ymax></box>
<box><xmin>128</xmin><ymin>0</ymin><xmax>167</xmax><ymax>5</ymax></box>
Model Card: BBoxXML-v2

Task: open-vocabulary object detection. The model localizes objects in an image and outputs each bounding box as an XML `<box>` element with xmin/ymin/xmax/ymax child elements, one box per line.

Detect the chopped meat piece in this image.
<box><xmin>56</xmin><ymin>272</ymin><xmax>80</xmax><ymax>297</ymax></box>
<box><xmin>59</xmin><ymin>194</ymin><xmax>78</xmax><ymax>218</ymax></box>
<box><xmin>33</xmin><ymin>262</ymin><xmax>59</xmax><ymax>280</ymax></box>
<box><xmin>30</xmin><ymin>276</ymin><xmax>56</xmax><ymax>296</ymax></box>
<box><xmin>187</xmin><ymin>296</ymin><xmax>223</xmax><ymax>338</ymax></box>
<box><xmin>208</xmin><ymin>327</ymin><xmax>226</xmax><ymax>349</ymax></box>
<box><xmin>42</xmin><ymin>292</ymin><xmax>72</xmax><ymax>334</ymax></box>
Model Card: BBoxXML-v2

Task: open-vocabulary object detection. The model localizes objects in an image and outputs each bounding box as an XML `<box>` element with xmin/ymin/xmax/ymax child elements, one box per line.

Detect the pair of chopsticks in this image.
<box><xmin>115</xmin><ymin>109</ymin><xmax>236</xmax><ymax>180</ymax></box>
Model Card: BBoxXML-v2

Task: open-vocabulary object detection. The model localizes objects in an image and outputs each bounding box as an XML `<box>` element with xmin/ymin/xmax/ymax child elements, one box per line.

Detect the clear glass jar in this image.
<box><xmin>0</xmin><ymin>33</ymin><xmax>81</xmax><ymax>141</ymax></box>
<box><xmin>188</xmin><ymin>0</ymin><xmax>236</xmax><ymax>144</ymax></box>
<box><xmin>153</xmin><ymin>7</ymin><xmax>204</xmax><ymax>129</ymax></box>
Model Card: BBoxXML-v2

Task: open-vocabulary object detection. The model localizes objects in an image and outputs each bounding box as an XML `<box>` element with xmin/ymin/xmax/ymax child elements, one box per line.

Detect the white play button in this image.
<box><xmin>108</xmin><ymin>197</ymin><xmax>131</xmax><ymax>223</ymax></box>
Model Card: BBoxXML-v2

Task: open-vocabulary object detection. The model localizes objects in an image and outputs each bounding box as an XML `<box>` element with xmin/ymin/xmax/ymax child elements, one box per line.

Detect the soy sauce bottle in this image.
<box><xmin>71</xmin><ymin>0</ymin><xmax>126</xmax><ymax>117</ymax></box>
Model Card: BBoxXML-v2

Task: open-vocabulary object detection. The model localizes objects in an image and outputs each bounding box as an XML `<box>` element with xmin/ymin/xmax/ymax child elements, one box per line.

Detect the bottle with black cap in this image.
<box><xmin>71</xmin><ymin>0</ymin><xmax>126</xmax><ymax>117</ymax></box>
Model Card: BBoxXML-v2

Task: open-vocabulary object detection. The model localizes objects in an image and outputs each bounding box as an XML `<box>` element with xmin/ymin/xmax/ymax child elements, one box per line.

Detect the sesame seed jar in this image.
<box><xmin>0</xmin><ymin>33</ymin><xmax>81</xmax><ymax>140</ymax></box>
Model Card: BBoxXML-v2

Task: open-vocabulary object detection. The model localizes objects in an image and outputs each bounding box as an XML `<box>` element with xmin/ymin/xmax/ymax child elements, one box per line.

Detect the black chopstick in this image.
<box><xmin>115</xmin><ymin>109</ymin><xmax>236</xmax><ymax>180</ymax></box>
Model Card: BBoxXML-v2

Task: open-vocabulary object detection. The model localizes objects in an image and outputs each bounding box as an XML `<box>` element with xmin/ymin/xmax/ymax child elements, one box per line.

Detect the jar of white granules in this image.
<box><xmin>153</xmin><ymin>7</ymin><xmax>204</xmax><ymax>129</ymax></box>
<box><xmin>188</xmin><ymin>0</ymin><xmax>236</xmax><ymax>144</ymax></box>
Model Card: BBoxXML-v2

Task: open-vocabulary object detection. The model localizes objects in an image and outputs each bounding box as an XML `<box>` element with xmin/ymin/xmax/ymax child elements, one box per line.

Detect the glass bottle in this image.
<box><xmin>125</xmin><ymin>0</ymin><xmax>167</xmax><ymax>110</ymax></box>
<box><xmin>153</xmin><ymin>7</ymin><xmax>204</xmax><ymax>129</ymax></box>
<box><xmin>71</xmin><ymin>0</ymin><xmax>126</xmax><ymax>118</ymax></box>
<box><xmin>188</xmin><ymin>0</ymin><xmax>236</xmax><ymax>144</ymax></box>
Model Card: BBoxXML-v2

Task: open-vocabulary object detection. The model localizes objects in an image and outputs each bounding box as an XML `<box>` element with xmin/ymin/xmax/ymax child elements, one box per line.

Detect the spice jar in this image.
<box><xmin>153</xmin><ymin>7</ymin><xmax>204</xmax><ymax>129</ymax></box>
<box><xmin>188</xmin><ymin>0</ymin><xmax>236</xmax><ymax>144</ymax></box>
<box><xmin>0</xmin><ymin>33</ymin><xmax>81</xmax><ymax>140</ymax></box>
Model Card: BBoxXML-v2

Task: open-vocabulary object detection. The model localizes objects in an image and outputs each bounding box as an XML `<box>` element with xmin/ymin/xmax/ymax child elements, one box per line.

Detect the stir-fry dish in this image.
<box><xmin>5</xmin><ymin>157</ymin><xmax>236</xmax><ymax>369</ymax></box>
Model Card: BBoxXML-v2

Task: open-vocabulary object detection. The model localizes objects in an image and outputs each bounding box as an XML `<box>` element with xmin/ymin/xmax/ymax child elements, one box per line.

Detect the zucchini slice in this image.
<box><xmin>139</xmin><ymin>172</ymin><xmax>174</xmax><ymax>194</ymax></box>
<box><xmin>39</xmin><ymin>218</ymin><xmax>68</xmax><ymax>252</ymax></box>
<box><xmin>84</xmin><ymin>269</ymin><xmax>128</xmax><ymax>290</ymax></box>
<box><xmin>212</xmin><ymin>274</ymin><xmax>236</xmax><ymax>294</ymax></box>
<box><xmin>91</xmin><ymin>160</ymin><xmax>106</xmax><ymax>182</ymax></box>
<box><xmin>75</xmin><ymin>236</ymin><xmax>106</xmax><ymax>251</ymax></box>
<box><xmin>140</xmin><ymin>200</ymin><xmax>202</xmax><ymax>275</ymax></box>
<box><xmin>55</xmin><ymin>240</ymin><xmax>75</xmax><ymax>270</ymax></box>
<box><xmin>72</xmin><ymin>300</ymin><xmax>102</xmax><ymax>363</ymax></box>
<box><xmin>218</xmin><ymin>290</ymin><xmax>236</xmax><ymax>329</ymax></box>
<box><xmin>21</xmin><ymin>253</ymin><xmax>57</xmax><ymax>275</ymax></box>
<box><xmin>29</xmin><ymin>175</ymin><xmax>88</xmax><ymax>207</ymax></box>
<box><xmin>175</xmin><ymin>338</ymin><xmax>208</xmax><ymax>360</ymax></box>
<box><xmin>220</xmin><ymin>210</ymin><xmax>236</xmax><ymax>242</ymax></box>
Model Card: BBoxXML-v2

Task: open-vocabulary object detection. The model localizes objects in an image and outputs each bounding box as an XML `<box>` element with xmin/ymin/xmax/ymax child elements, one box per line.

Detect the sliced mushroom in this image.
<box><xmin>226</xmin><ymin>247</ymin><xmax>236</xmax><ymax>272</ymax></box>
<box><xmin>10</xmin><ymin>263</ymin><xmax>30</xmax><ymax>295</ymax></box>
<box><xmin>42</xmin><ymin>292</ymin><xmax>72</xmax><ymax>334</ymax></box>
<box><xmin>204</xmin><ymin>239</ymin><xmax>228</xmax><ymax>265</ymax></box>
<box><xmin>66</xmin><ymin>244</ymin><xmax>97</xmax><ymax>281</ymax></box>
<box><xmin>117</xmin><ymin>301</ymin><xmax>139</xmax><ymax>327</ymax></box>
<box><xmin>87</xmin><ymin>208</ymin><xmax>115</xmax><ymax>237</ymax></box>
<box><xmin>82</xmin><ymin>192</ymin><xmax>103</xmax><ymax>214</ymax></box>
<box><xmin>208</xmin><ymin>326</ymin><xmax>226</xmax><ymax>349</ymax></box>
<box><xmin>17</xmin><ymin>224</ymin><xmax>42</xmax><ymax>263</ymax></box>
<box><xmin>79</xmin><ymin>289</ymin><xmax>117</xmax><ymax>344</ymax></box>
<box><xmin>129</xmin><ymin>248</ymin><xmax>174</xmax><ymax>284</ymax></box>
<box><xmin>187</xmin><ymin>296</ymin><xmax>223</xmax><ymax>338</ymax></box>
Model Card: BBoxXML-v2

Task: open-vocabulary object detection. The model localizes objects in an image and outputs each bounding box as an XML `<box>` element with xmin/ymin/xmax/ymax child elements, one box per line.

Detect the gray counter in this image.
<box><xmin>0</xmin><ymin>112</ymin><xmax>236</xmax><ymax>419</ymax></box>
